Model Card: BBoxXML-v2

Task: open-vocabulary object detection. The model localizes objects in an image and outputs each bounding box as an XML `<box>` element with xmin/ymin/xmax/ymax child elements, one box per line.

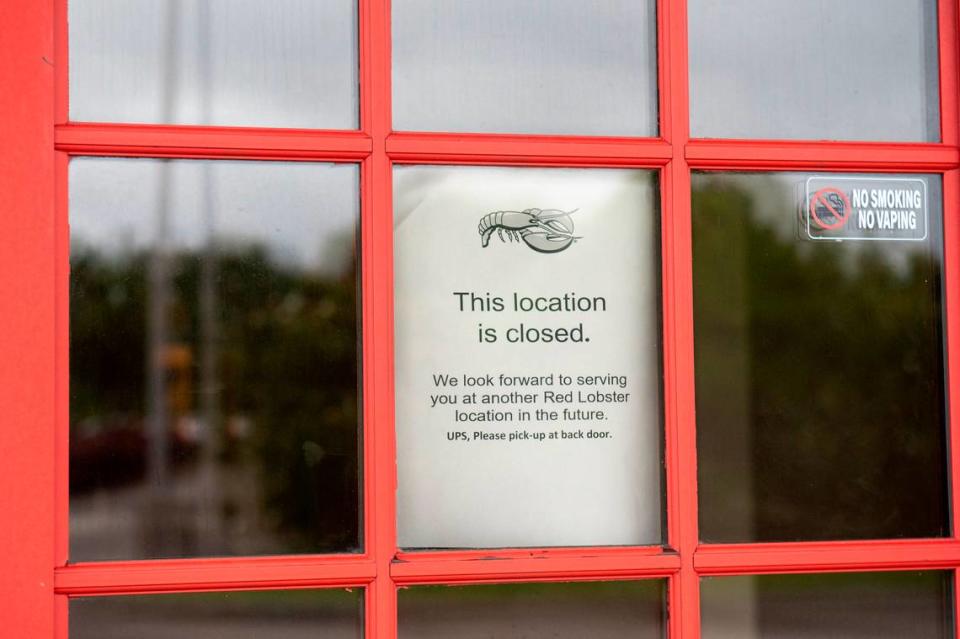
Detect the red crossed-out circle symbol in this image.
<box><xmin>809</xmin><ymin>187</ymin><xmax>852</xmax><ymax>231</ymax></box>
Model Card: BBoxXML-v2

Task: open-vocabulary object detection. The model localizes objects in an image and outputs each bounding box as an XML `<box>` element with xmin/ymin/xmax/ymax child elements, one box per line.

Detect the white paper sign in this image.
<box><xmin>395</xmin><ymin>166</ymin><xmax>662</xmax><ymax>548</ymax></box>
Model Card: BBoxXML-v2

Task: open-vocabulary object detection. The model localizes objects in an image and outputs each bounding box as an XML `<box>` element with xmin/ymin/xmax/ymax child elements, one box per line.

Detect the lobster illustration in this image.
<box><xmin>477</xmin><ymin>208</ymin><xmax>580</xmax><ymax>254</ymax></box>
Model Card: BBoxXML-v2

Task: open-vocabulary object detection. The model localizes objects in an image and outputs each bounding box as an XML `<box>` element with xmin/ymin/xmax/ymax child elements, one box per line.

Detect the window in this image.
<box><xmin>2</xmin><ymin>0</ymin><xmax>960</xmax><ymax>637</ymax></box>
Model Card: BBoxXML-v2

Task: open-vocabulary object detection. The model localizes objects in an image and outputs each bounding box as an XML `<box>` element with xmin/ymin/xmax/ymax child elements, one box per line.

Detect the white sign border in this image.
<box><xmin>804</xmin><ymin>176</ymin><xmax>929</xmax><ymax>242</ymax></box>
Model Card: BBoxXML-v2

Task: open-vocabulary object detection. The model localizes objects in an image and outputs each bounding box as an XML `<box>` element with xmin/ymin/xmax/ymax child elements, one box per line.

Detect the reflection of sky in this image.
<box><xmin>69</xmin><ymin>0</ymin><xmax>358</xmax><ymax>128</ymax></box>
<box><xmin>689</xmin><ymin>0</ymin><xmax>939</xmax><ymax>141</ymax></box>
<box><xmin>692</xmin><ymin>172</ymin><xmax>943</xmax><ymax>278</ymax></box>
<box><xmin>72</xmin><ymin>593</ymin><xmax>363</xmax><ymax>639</ymax></box>
<box><xmin>70</xmin><ymin>158</ymin><xmax>359</xmax><ymax>277</ymax></box>
<box><xmin>392</xmin><ymin>0</ymin><xmax>657</xmax><ymax>136</ymax></box>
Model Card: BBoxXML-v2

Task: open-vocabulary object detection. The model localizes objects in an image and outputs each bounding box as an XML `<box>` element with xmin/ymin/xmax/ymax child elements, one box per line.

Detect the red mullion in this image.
<box><xmin>386</xmin><ymin>132</ymin><xmax>671</xmax><ymax>167</ymax></box>
<box><xmin>663</xmin><ymin>0</ymin><xmax>698</xmax><ymax>638</ymax></box>
<box><xmin>0</xmin><ymin>2</ymin><xmax>56</xmax><ymax>637</ymax></box>
<box><xmin>396</xmin><ymin>545</ymin><xmax>670</xmax><ymax>563</ymax></box>
<box><xmin>394</xmin><ymin>572</ymin><xmax>674</xmax><ymax>589</ymax></box>
<box><xmin>686</xmin><ymin>139</ymin><xmax>960</xmax><ymax>172</ymax></box>
<box><xmin>656</xmin><ymin>1</ymin><xmax>682</xmax><ymax>637</ymax></box>
<box><xmin>54</xmin><ymin>150</ymin><xmax>69</xmax><ymax>570</ymax></box>
<box><xmin>363</xmin><ymin>0</ymin><xmax>396</xmax><ymax>637</ymax></box>
<box><xmin>656</xmin><ymin>0</ymin><xmax>673</xmax><ymax>145</ymax></box>
<box><xmin>365</xmin><ymin>148</ymin><xmax>396</xmax><ymax>639</ymax></box>
<box><xmin>696</xmin><ymin>539</ymin><xmax>960</xmax><ymax>577</ymax></box>
<box><xmin>658</xmin><ymin>0</ymin><xmax>680</xmax><ymax>565</ymax></box>
<box><xmin>938</xmin><ymin>0</ymin><xmax>959</xmax><ymax>146</ymax></box>
<box><xmin>54</xmin><ymin>556</ymin><xmax>376</xmax><ymax>597</ymax></box>
<box><xmin>54</xmin><ymin>123</ymin><xmax>372</xmax><ymax>162</ymax></box>
<box><xmin>391</xmin><ymin>549</ymin><xmax>679</xmax><ymax>586</ymax></box>
<box><xmin>356</xmin><ymin>0</ymin><xmax>381</xmax><ymax>635</ymax></box>
<box><xmin>661</xmin><ymin>155</ymin><xmax>692</xmax><ymax>639</ymax></box>
<box><xmin>55</xmin><ymin>596</ymin><xmax>68</xmax><ymax>639</ymax></box>
<box><xmin>945</xmin><ymin>167</ymin><xmax>960</xmax><ymax>637</ymax></box>
<box><xmin>358</xmin><ymin>0</ymin><xmax>375</xmax><ymax>139</ymax></box>
<box><xmin>54</xmin><ymin>2</ymin><xmax>69</xmax><ymax>630</ymax></box>
<box><xmin>665</xmin><ymin>155</ymin><xmax>698</xmax><ymax>639</ymax></box>
<box><xmin>390</xmin><ymin>156</ymin><xmax>669</xmax><ymax>174</ymax></box>
<box><xmin>945</xmin><ymin>6</ymin><xmax>960</xmax><ymax>634</ymax></box>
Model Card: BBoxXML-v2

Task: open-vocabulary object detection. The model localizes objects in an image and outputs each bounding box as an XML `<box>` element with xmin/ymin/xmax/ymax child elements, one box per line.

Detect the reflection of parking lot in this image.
<box><xmin>399</xmin><ymin>585</ymin><xmax>665</xmax><ymax>639</ymax></box>
<box><xmin>70</xmin><ymin>460</ymin><xmax>284</xmax><ymax>561</ymax></box>
<box><xmin>72</xmin><ymin>616</ymin><xmax>358</xmax><ymax>639</ymax></box>
<box><xmin>70</xmin><ymin>591</ymin><xmax>361</xmax><ymax>639</ymax></box>
<box><xmin>401</xmin><ymin>605</ymin><xmax>661</xmax><ymax>638</ymax></box>
<box><xmin>753</xmin><ymin>592</ymin><xmax>946</xmax><ymax>638</ymax></box>
<box><xmin>702</xmin><ymin>587</ymin><xmax>948</xmax><ymax>639</ymax></box>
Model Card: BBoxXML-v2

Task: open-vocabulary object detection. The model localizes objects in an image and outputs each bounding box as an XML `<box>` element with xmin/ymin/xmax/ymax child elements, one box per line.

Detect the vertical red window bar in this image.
<box><xmin>659</xmin><ymin>0</ymin><xmax>698</xmax><ymax>634</ymax></box>
<box><xmin>363</xmin><ymin>0</ymin><xmax>397</xmax><ymax>636</ymax></box>
<box><xmin>0</xmin><ymin>0</ymin><xmax>56</xmax><ymax>636</ymax></box>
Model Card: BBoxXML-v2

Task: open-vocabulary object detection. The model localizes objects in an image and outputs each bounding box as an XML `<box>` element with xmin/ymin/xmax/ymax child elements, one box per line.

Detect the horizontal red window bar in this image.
<box><xmin>386</xmin><ymin>131</ymin><xmax>673</xmax><ymax>167</ymax></box>
<box><xmin>695</xmin><ymin>539</ymin><xmax>960</xmax><ymax>576</ymax></box>
<box><xmin>391</xmin><ymin>547</ymin><xmax>680</xmax><ymax>585</ymax></box>
<box><xmin>686</xmin><ymin>139</ymin><xmax>960</xmax><ymax>171</ymax></box>
<box><xmin>55</xmin><ymin>123</ymin><xmax>372</xmax><ymax>161</ymax></box>
<box><xmin>55</xmin><ymin>555</ymin><xmax>376</xmax><ymax>596</ymax></box>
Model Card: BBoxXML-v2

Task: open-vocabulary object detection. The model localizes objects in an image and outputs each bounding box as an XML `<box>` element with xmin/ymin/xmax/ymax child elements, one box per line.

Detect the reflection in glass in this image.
<box><xmin>69</xmin><ymin>159</ymin><xmax>360</xmax><ymax>560</ymax></box>
<box><xmin>689</xmin><ymin>0</ymin><xmax>940</xmax><ymax>141</ymax></box>
<box><xmin>392</xmin><ymin>0</ymin><xmax>658</xmax><ymax>136</ymax></box>
<box><xmin>69</xmin><ymin>0</ymin><xmax>358</xmax><ymax>129</ymax></box>
<box><xmin>399</xmin><ymin>581</ymin><xmax>665</xmax><ymax>639</ymax></box>
<box><xmin>71</xmin><ymin>589</ymin><xmax>363</xmax><ymax>639</ymax></box>
<box><xmin>692</xmin><ymin>172</ymin><xmax>948</xmax><ymax>542</ymax></box>
<box><xmin>701</xmin><ymin>572</ymin><xmax>952</xmax><ymax>639</ymax></box>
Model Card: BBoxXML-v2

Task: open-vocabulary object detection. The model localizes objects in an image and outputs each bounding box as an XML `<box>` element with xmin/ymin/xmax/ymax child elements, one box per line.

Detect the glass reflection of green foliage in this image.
<box><xmin>693</xmin><ymin>175</ymin><xmax>947</xmax><ymax>542</ymax></box>
<box><xmin>70</xmin><ymin>249</ymin><xmax>148</xmax><ymax>422</ymax></box>
<box><xmin>221</xmin><ymin>247</ymin><xmax>359</xmax><ymax>553</ymax></box>
<box><xmin>70</xmin><ymin>240</ymin><xmax>359</xmax><ymax>552</ymax></box>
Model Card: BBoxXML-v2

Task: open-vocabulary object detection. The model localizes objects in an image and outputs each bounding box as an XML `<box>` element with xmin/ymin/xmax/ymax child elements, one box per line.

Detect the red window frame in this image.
<box><xmin>2</xmin><ymin>0</ymin><xmax>960</xmax><ymax>637</ymax></box>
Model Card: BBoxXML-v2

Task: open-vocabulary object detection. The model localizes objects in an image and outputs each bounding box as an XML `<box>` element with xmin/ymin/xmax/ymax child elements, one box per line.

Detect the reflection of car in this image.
<box><xmin>71</xmin><ymin>343</ymin><xmax>199</xmax><ymax>495</ymax></box>
<box><xmin>69</xmin><ymin>416</ymin><xmax>199</xmax><ymax>496</ymax></box>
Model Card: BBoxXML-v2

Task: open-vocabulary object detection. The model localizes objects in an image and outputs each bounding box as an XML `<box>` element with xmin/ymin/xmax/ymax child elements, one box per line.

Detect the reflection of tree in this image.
<box><xmin>70</xmin><ymin>243</ymin><xmax>359</xmax><ymax>553</ymax></box>
<box><xmin>693</xmin><ymin>177</ymin><xmax>947</xmax><ymax>542</ymax></box>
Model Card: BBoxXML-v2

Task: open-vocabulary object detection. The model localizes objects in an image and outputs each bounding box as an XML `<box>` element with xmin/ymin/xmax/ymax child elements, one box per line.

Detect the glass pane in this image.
<box><xmin>693</xmin><ymin>172</ymin><xmax>948</xmax><ymax>542</ymax></box>
<box><xmin>701</xmin><ymin>572</ymin><xmax>952</xmax><ymax>639</ymax></box>
<box><xmin>70</xmin><ymin>159</ymin><xmax>360</xmax><ymax>560</ymax></box>
<box><xmin>689</xmin><ymin>0</ymin><xmax>940</xmax><ymax>141</ymax></box>
<box><xmin>399</xmin><ymin>581</ymin><xmax>665</xmax><ymax>639</ymax></box>
<box><xmin>393</xmin><ymin>0</ymin><xmax>658</xmax><ymax>136</ymax></box>
<box><xmin>69</xmin><ymin>0</ymin><xmax>358</xmax><ymax>129</ymax></box>
<box><xmin>394</xmin><ymin>166</ymin><xmax>662</xmax><ymax>549</ymax></box>
<box><xmin>71</xmin><ymin>589</ymin><xmax>363</xmax><ymax>639</ymax></box>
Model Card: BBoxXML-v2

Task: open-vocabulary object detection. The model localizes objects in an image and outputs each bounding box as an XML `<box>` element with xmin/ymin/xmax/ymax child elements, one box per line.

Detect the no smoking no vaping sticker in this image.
<box><xmin>804</xmin><ymin>176</ymin><xmax>928</xmax><ymax>242</ymax></box>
